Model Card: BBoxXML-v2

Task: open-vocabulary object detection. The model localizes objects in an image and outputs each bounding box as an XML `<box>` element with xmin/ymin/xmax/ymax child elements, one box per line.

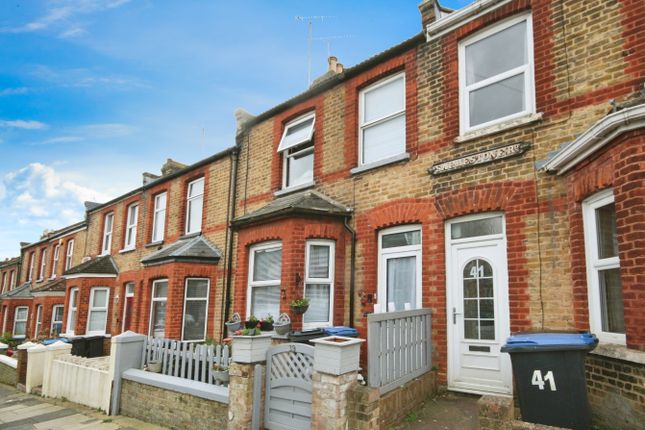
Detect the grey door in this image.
<box><xmin>264</xmin><ymin>343</ymin><xmax>315</xmax><ymax>430</ymax></box>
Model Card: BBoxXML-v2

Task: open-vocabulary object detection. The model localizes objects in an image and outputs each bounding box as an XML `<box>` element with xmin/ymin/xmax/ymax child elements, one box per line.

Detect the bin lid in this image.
<box><xmin>501</xmin><ymin>332</ymin><xmax>598</xmax><ymax>353</ymax></box>
<box><xmin>323</xmin><ymin>326</ymin><xmax>358</xmax><ymax>337</ymax></box>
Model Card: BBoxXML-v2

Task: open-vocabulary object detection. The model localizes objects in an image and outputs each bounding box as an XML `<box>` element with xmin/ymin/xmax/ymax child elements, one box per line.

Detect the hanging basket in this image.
<box><xmin>273</xmin><ymin>313</ymin><xmax>292</xmax><ymax>335</ymax></box>
<box><xmin>290</xmin><ymin>304</ymin><xmax>309</xmax><ymax>315</ymax></box>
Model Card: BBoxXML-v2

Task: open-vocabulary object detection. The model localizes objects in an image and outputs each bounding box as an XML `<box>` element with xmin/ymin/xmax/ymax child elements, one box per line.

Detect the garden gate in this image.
<box><xmin>263</xmin><ymin>342</ymin><xmax>315</xmax><ymax>430</ymax></box>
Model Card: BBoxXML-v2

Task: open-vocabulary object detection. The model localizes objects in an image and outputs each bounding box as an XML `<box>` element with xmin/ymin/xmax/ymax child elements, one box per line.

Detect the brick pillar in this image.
<box><xmin>348</xmin><ymin>384</ymin><xmax>380</xmax><ymax>430</ymax></box>
<box><xmin>310</xmin><ymin>336</ymin><xmax>365</xmax><ymax>430</ymax></box>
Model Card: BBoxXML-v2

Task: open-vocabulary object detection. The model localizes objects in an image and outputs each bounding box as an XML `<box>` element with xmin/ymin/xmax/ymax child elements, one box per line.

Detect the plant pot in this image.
<box><xmin>213</xmin><ymin>369</ymin><xmax>230</xmax><ymax>384</ymax></box>
<box><xmin>291</xmin><ymin>305</ymin><xmax>309</xmax><ymax>315</ymax></box>
<box><xmin>310</xmin><ymin>336</ymin><xmax>365</xmax><ymax>375</ymax></box>
<box><xmin>232</xmin><ymin>334</ymin><xmax>273</xmax><ymax>363</ymax></box>
<box><xmin>260</xmin><ymin>321</ymin><xmax>274</xmax><ymax>331</ymax></box>
<box><xmin>146</xmin><ymin>360</ymin><xmax>162</xmax><ymax>373</ymax></box>
<box><xmin>273</xmin><ymin>323</ymin><xmax>291</xmax><ymax>336</ymax></box>
<box><xmin>245</xmin><ymin>320</ymin><xmax>259</xmax><ymax>329</ymax></box>
<box><xmin>225</xmin><ymin>321</ymin><xmax>241</xmax><ymax>332</ymax></box>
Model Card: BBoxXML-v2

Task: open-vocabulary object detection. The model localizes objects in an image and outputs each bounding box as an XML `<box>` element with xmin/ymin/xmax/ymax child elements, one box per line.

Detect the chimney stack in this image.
<box><xmin>328</xmin><ymin>56</ymin><xmax>344</xmax><ymax>74</ymax></box>
<box><xmin>418</xmin><ymin>0</ymin><xmax>438</xmax><ymax>29</ymax></box>
<box><xmin>161</xmin><ymin>159</ymin><xmax>188</xmax><ymax>176</ymax></box>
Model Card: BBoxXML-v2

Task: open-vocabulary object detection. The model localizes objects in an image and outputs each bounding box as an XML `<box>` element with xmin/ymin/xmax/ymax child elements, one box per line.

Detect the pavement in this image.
<box><xmin>391</xmin><ymin>391</ymin><xmax>480</xmax><ymax>430</ymax></box>
<box><xmin>0</xmin><ymin>384</ymin><xmax>166</xmax><ymax>430</ymax></box>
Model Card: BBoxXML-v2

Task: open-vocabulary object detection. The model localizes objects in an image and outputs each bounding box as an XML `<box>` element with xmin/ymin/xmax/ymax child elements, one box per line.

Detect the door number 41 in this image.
<box><xmin>531</xmin><ymin>370</ymin><xmax>557</xmax><ymax>391</ymax></box>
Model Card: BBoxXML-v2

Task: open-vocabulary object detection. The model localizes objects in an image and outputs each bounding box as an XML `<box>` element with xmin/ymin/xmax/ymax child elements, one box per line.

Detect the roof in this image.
<box><xmin>233</xmin><ymin>190</ymin><xmax>351</xmax><ymax>227</ymax></box>
<box><xmin>0</xmin><ymin>282</ymin><xmax>32</xmax><ymax>299</ymax></box>
<box><xmin>31</xmin><ymin>278</ymin><xmax>66</xmax><ymax>294</ymax></box>
<box><xmin>64</xmin><ymin>255</ymin><xmax>119</xmax><ymax>277</ymax></box>
<box><xmin>21</xmin><ymin>220</ymin><xmax>87</xmax><ymax>250</ymax></box>
<box><xmin>0</xmin><ymin>257</ymin><xmax>20</xmax><ymax>269</ymax></box>
<box><xmin>141</xmin><ymin>235</ymin><xmax>223</xmax><ymax>266</ymax></box>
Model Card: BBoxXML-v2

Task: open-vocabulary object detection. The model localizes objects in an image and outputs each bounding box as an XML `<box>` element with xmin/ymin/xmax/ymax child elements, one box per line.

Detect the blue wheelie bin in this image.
<box><xmin>501</xmin><ymin>332</ymin><xmax>598</xmax><ymax>430</ymax></box>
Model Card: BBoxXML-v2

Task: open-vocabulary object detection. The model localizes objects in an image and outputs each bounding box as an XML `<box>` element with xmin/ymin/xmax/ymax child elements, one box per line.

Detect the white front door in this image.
<box><xmin>446</xmin><ymin>214</ymin><xmax>512</xmax><ymax>395</ymax></box>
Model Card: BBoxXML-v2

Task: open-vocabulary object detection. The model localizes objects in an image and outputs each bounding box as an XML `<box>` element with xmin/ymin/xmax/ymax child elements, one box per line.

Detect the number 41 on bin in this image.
<box><xmin>531</xmin><ymin>370</ymin><xmax>557</xmax><ymax>391</ymax></box>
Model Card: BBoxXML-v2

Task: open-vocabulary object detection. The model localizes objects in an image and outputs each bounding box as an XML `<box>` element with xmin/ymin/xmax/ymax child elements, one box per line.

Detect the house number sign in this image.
<box><xmin>429</xmin><ymin>142</ymin><xmax>530</xmax><ymax>176</ymax></box>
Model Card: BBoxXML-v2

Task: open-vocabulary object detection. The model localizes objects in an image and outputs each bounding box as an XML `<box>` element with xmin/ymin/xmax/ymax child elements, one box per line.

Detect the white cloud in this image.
<box><xmin>0</xmin><ymin>87</ymin><xmax>30</xmax><ymax>96</ymax></box>
<box><xmin>0</xmin><ymin>119</ymin><xmax>48</xmax><ymax>130</ymax></box>
<box><xmin>59</xmin><ymin>27</ymin><xmax>88</xmax><ymax>39</ymax></box>
<box><xmin>38</xmin><ymin>136</ymin><xmax>84</xmax><ymax>145</ymax></box>
<box><xmin>78</xmin><ymin>123</ymin><xmax>134</xmax><ymax>138</ymax></box>
<box><xmin>30</xmin><ymin>64</ymin><xmax>146</xmax><ymax>90</ymax></box>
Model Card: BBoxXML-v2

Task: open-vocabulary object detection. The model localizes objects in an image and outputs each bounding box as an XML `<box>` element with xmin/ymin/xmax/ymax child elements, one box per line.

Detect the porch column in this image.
<box><xmin>310</xmin><ymin>336</ymin><xmax>365</xmax><ymax>430</ymax></box>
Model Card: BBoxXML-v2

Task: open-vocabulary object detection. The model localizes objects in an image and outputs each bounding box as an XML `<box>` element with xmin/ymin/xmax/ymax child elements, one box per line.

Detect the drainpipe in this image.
<box><xmin>343</xmin><ymin>216</ymin><xmax>356</xmax><ymax>328</ymax></box>
<box><xmin>222</xmin><ymin>145</ymin><xmax>240</xmax><ymax>337</ymax></box>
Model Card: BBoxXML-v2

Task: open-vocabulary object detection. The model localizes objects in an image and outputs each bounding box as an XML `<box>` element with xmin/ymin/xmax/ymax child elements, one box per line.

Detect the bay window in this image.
<box><xmin>34</xmin><ymin>305</ymin><xmax>43</xmax><ymax>338</ymax></box>
<box><xmin>67</xmin><ymin>288</ymin><xmax>78</xmax><ymax>335</ymax></box>
<box><xmin>459</xmin><ymin>13</ymin><xmax>535</xmax><ymax>133</ymax></box>
<box><xmin>359</xmin><ymin>72</ymin><xmax>406</xmax><ymax>166</ymax></box>
<box><xmin>304</xmin><ymin>241</ymin><xmax>334</xmax><ymax>328</ymax></box>
<box><xmin>123</xmin><ymin>203</ymin><xmax>139</xmax><ymax>250</ymax></box>
<box><xmin>182</xmin><ymin>278</ymin><xmax>209</xmax><ymax>341</ymax></box>
<box><xmin>582</xmin><ymin>189</ymin><xmax>625</xmax><ymax>344</ymax></box>
<box><xmin>102</xmin><ymin>213</ymin><xmax>114</xmax><ymax>255</ymax></box>
<box><xmin>278</xmin><ymin>112</ymin><xmax>315</xmax><ymax>189</ymax></box>
<box><xmin>51</xmin><ymin>305</ymin><xmax>64</xmax><ymax>335</ymax></box>
<box><xmin>378</xmin><ymin>225</ymin><xmax>422</xmax><ymax>312</ymax></box>
<box><xmin>13</xmin><ymin>306</ymin><xmax>28</xmax><ymax>338</ymax></box>
<box><xmin>87</xmin><ymin>287</ymin><xmax>109</xmax><ymax>335</ymax></box>
<box><xmin>149</xmin><ymin>280</ymin><xmax>168</xmax><ymax>338</ymax></box>
<box><xmin>247</xmin><ymin>242</ymin><xmax>281</xmax><ymax>319</ymax></box>
<box><xmin>186</xmin><ymin>178</ymin><xmax>204</xmax><ymax>234</ymax></box>
<box><xmin>152</xmin><ymin>192</ymin><xmax>167</xmax><ymax>243</ymax></box>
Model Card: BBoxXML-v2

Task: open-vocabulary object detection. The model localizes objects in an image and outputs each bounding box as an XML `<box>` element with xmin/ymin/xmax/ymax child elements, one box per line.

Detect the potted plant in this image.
<box><xmin>225</xmin><ymin>312</ymin><xmax>242</xmax><ymax>335</ymax></box>
<box><xmin>231</xmin><ymin>327</ymin><xmax>272</xmax><ymax>363</ymax></box>
<box><xmin>245</xmin><ymin>315</ymin><xmax>259</xmax><ymax>329</ymax></box>
<box><xmin>212</xmin><ymin>363</ymin><xmax>229</xmax><ymax>384</ymax></box>
<box><xmin>310</xmin><ymin>336</ymin><xmax>365</xmax><ymax>375</ymax></box>
<box><xmin>260</xmin><ymin>314</ymin><xmax>274</xmax><ymax>331</ymax></box>
<box><xmin>290</xmin><ymin>298</ymin><xmax>310</xmax><ymax>315</ymax></box>
<box><xmin>273</xmin><ymin>313</ymin><xmax>292</xmax><ymax>335</ymax></box>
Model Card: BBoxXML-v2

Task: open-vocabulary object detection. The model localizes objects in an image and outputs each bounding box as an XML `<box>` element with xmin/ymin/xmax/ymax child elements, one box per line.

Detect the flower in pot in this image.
<box><xmin>245</xmin><ymin>315</ymin><xmax>259</xmax><ymax>329</ymax></box>
<box><xmin>290</xmin><ymin>297</ymin><xmax>310</xmax><ymax>315</ymax></box>
<box><xmin>225</xmin><ymin>312</ymin><xmax>242</xmax><ymax>334</ymax></box>
<box><xmin>273</xmin><ymin>313</ymin><xmax>292</xmax><ymax>336</ymax></box>
<box><xmin>212</xmin><ymin>362</ymin><xmax>229</xmax><ymax>384</ymax></box>
<box><xmin>234</xmin><ymin>327</ymin><xmax>262</xmax><ymax>336</ymax></box>
<box><xmin>260</xmin><ymin>314</ymin><xmax>274</xmax><ymax>331</ymax></box>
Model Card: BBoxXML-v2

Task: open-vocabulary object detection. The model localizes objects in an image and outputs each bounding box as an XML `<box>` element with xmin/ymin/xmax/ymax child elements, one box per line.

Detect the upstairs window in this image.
<box><xmin>247</xmin><ymin>242</ymin><xmax>282</xmax><ymax>319</ymax></box>
<box><xmin>13</xmin><ymin>306</ymin><xmax>28</xmax><ymax>338</ymax></box>
<box><xmin>1</xmin><ymin>273</ymin><xmax>6</xmax><ymax>293</ymax></box>
<box><xmin>278</xmin><ymin>112</ymin><xmax>315</xmax><ymax>189</ymax></box>
<box><xmin>102</xmin><ymin>213</ymin><xmax>114</xmax><ymax>255</ymax></box>
<box><xmin>9</xmin><ymin>271</ymin><xmax>15</xmax><ymax>289</ymax></box>
<box><xmin>51</xmin><ymin>244</ymin><xmax>60</xmax><ymax>278</ymax></box>
<box><xmin>27</xmin><ymin>252</ymin><xmax>35</xmax><ymax>282</ymax></box>
<box><xmin>65</xmin><ymin>239</ymin><xmax>74</xmax><ymax>271</ymax></box>
<box><xmin>38</xmin><ymin>249</ymin><xmax>47</xmax><ymax>281</ymax></box>
<box><xmin>152</xmin><ymin>192</ymin><xmax>167</xmax><ymax>243</ymax></box>
<box><xmin>186</xmin><ymin>178</ymin><xmax>204</xmax><ymax>235</ymax></box>
<box><xmin>359</xmin><ymin>73</ymin><xmax>406</xmax><ymax>165</ymax></box>
<box><xmin>459</xmin><ymin>13</ymin><xmax>534</xmax><ymax>133</ymax></box>
<box><xmin>582</xmin><ymin>189</ymin><xmax>625</xmax><ymax>345</ymax></box>
<box><xmin>124</xmin><ymin>203</ymin><xmax>139</xmax><ymax>250</ymax></box>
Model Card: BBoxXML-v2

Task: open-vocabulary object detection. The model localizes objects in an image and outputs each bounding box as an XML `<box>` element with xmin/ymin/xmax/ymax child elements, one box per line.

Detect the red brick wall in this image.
<box><xmin>0</xmin><ymin>299</ymin><xmax>34</xmax><ymax>337</ymax></box>
<box><xmin>62</xmin><ymin>277</ymin><xmax>116</xmax><ymax>336</ymax></box>
<box><xmin>30</xmin><ymin>295</ymin><xmax>66</xmax><ymax>338</ymax></box>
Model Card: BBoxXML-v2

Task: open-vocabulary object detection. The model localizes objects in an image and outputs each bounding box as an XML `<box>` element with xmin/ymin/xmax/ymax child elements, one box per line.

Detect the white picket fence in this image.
<box><xmin>140</xmin><ymin>337</ymin><xmax>231</xmax><ymax>386</ymax></box>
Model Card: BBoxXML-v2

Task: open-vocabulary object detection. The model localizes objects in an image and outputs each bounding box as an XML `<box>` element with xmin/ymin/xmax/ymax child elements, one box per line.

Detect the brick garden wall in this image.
<box><xmin>0</xmin><ymin>361</ymin><xmax>17</xmax><ymax>387</ymax></box>
<box><xmin>120</xmin><ymin>379</ymin><xmax>228</xmax><ymax>430</ymax></box>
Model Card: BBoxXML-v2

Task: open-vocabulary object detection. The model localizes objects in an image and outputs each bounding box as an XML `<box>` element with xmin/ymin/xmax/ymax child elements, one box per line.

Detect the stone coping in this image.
<box><xmin>122</xmin><ymin>368</ymin><xmax>229</xmax><ymax>404</ymax></box>
<box><xmin>310</xmin><ymin>336</ymin><xmax>365</xmax><ymax>347</ymax></box>
<box><xmin>590</xmin><ymin>343</ymin><xmax>645</xmax><ymax>365</ymax></box>
<box><xmin>0</xmin><ymin>355</ymin><xmax>17</xmax><ymax>369</ymax></box>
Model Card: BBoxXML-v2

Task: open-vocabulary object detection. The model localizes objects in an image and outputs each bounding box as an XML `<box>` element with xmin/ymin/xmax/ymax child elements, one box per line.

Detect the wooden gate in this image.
<box><xmin>264</xmin><ymin>343</ymin><xmax>315</xmax><ymax>430</ymax></box>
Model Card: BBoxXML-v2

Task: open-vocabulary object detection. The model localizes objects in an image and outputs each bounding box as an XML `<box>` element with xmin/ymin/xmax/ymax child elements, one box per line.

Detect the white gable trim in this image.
<box><xmin>543</xmin><ymin>104</ymin><xmax>645</xmax><ymax>175</ymax></box>
<box><xmin>425</xmin><ymin>0</ymin><xmax>514</xmax><ymax>42</ymax></box>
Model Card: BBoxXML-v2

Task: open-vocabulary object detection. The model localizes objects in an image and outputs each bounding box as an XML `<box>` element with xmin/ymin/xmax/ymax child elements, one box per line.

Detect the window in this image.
<box><xmin>13</xmin><ymin>306</ymin><xmax>28</xmax><ymax>338</ymax></box>
<box><xmin>51</xmin><ymin>305</ymin><xmax>64</xmax><ymax>335</ymax></box>
<box><xmin>67</xmin><ymin>288</ymin><xmax>78</xmax><ymax>335</ymax></box>
<box><xmin>459</xmin><ymin>13</ymin><xmax>534</xmax><ymax>133</ymax></box>
<box><xmin>87</xmin><ymin>287</ymin><xmax>110</xmax><ymax>335</ymax></box>
<box><xmin>51</xmin><ymin>244</ymin><xmax>60</xmax><ymax>278</ymax></box>
<box><xmin>186</xmin><ymin>178</ymin><xmax>204</xmax><ymax>234</ymax></box>
<box><xmin>152</xmin><ymin>192</ymin><xmax>167</xmax><ymax>243</ymax></box>
<box><xmin>28</xmin><ymin>252</ymin><xmax>35</xmax><ymax>282</ymax></box>
<box><xmin>102</xmin><ymin>213</ymin><xmax>114</xmax><ymax>255</ymax></box>
<box><xmin>359</xmin><ymin>73</ymin><xmax>406</xmax><ymax>165</ymax></box>
<box><xmin>149</xmin><ymin>280</ymin><xmax>168</xmax><ymax>338</ymax></box>
<box><xmin>247</xmin><ymin>242</ymin><xmax>281</xmax><ymax>319</ymax></box>
<box><xmin>122</xmin><ymin>282</ymin><xmax>135</xmax><ymax>332</ymax></box>
<box><xmin>38</xmin><ymin>249</ymin><xmax>47</xmax><ymax>281</ymax></box>
<box><xmin>278</xmin><ymin>112</ymin><xmax>315</xmax><ymax>189</ymax></box>
<box><xmin>2</xmin><ymin>306</ymin><xmax>7</xmax><ymax>334</ymax></box>
<box><xmin>304</xmin><ymin>241</ymin><xmax>335</xmax><ymax>328</ymax></box>
<box><xmin>1</xmin><ymin>273</ymin><xmax>6</xmax><ymax>293</ymax></box>
<box><xmin>9</xmin><ymin>271</ymin><xmax>15</xmax><ymax>289</ymax></box>
<box><xmin>582</xmin><ymin>189</ymin><xmax>624</xmax><ymax>344</ymax></box>
<box><xmin>34</xmin><ymin>305</ymin><xmax>43</xmax><ymax>338</ymax></box>
<box><xmin>378</xmin><ymin>225</ymin><xmax>422</xmax><ymax>312</ymax></box>
<box><xmin>182</xmin><ymin>278</ymin><xmax>209</xmax><ymax>341</ymax></box>
<box><xmin>124</xmin><ymin>204</ymin><xmax>139</xmax><ymax>250</ymax></box>
<box><xmin>65</xmin><ymin>240</ymin><xmax>74</xmax><ymax>271</ymax></box>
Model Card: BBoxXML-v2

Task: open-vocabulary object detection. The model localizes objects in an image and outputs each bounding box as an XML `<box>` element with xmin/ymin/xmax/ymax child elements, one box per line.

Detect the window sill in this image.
<box><xmin>145</xmin><ymin>241</ymin><xmax>164</xmax><ymax>248</ymax></box>
<box><xmin>455</xmin><ymin>112</ymin><xmax>543</xmax><ymax>144</ymax></box>
<box><xmin>350</xmin><ymin>152</ymin><xmax>410</xmax><ymax>176</ymax></box>
<box><xmin>591</xmin><ymin>343</ymin><xmax>645</xmax><ymax>365</ymax></box>
<box><xmin>180</xmin><ymin>232</ymin><xmax>201</xmax><ymax>240</ymax></box>
<box><xmin>274</xmin><ymin>181</ymin><xmax>315</xmax><ymax>197</ymax></box>
<box><xmin>119</xmin><ymin>248</ymin><xmax>136</xmax><ymax>254</ymax></box>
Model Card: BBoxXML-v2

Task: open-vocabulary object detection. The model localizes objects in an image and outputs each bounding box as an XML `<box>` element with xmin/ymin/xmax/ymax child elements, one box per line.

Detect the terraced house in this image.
<box><xmin>1</xmin><ymin>0</ymin><xmax>643</xmax><ymax>427</ymax></box>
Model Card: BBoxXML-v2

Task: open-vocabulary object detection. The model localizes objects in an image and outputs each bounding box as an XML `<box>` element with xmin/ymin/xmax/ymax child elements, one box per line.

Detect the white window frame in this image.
<box><xmin>458</xmin><ymin>12</ymin><xmax>535</xmax><ymax>134</ymax></box>
<box><xmin>9</xmin><ymin>271</ymin><xmax>15</xmax><ymax>289</ymax></box>
<box><xmin>279</xmin><ymin>112</ymin><xmax>316</xmax><ymax>190</ymax></box>
<box><xmin>51</xmin><ymin>305</ymin><xmax>64</xmax><ymax>335</ymax></box>
<box><xmin>185</xmin><ymin>178</ymin><xmax>204</xmax><ymax>235</ymax></box>
<box><xmin>28</xmin><ymin>252</ymin><xmax>35</xmax><ymax>282</ymax></box>
<box><xmin>67</xmin><ymin>288</ymin><xmax>79</xmax><ymax>336</ymax></box>
<box><xmin>582</xmin><ymin>189</ymin><xmax>625</xmax><ymax>345</ymax></box>
<box><xmin>2</xmin><ymin>306</ymin><xmax>7</xmax><ymax>334</ymax></box>
<box><xmin>123</xmin><ymin>203</ymin><xmax>139</xmax><ymax>250</ymax></box>
<box><xmin>65</xmin><ymin>240</ymin><xmax>74</xmax><ymax>271</ymax></box>
<box><xmin>377</xmin><ymin>225</ymin><xmax>422</xmax><ymax>312</ymax></box>
<box><xmin>101</xmin><ymin>213</ymin><xmax>114</xmax><ymax>255</ymax></box>
<box><xmin>151</xmin><ymin>192</ymin><xmax>167</xmax><ymax>243</ymax></box>
<box><xmin>34</xmin><ymin>305</ymin><xmax>43</xmax><ymax>338</ymax></box>
<box><xmin>181</xmin><ymin>278</ymin><xmax>210</xmax><ymax>342</ymax></box>
<box><xmin>86</xmin><ymin>287</ymin><xmax>110</xmax><ymax>336</ymax></box>
<box><xmin>122</xmin><ymin>282</ymin><xmax>135</xmax><ymax>332</ymax></box>
<box><xmin>149</xmin><ymin>279</ymin><xmax>168</xmax><ymax>338</ymax></box>
<box><xmin>1</xmin><ymin>273</ymin><xmax>6</xmax><ymax>293</ymax></box>
<box><xmin>303</xmin><ymin>240</ymin><xmax>335</xmax><ymax>329</ymax></box>
<box><xmin>246</xmin><ymin>241</ymin><xmax>282</xmax><ymax>318</ymax></box>
<box><xmin>38</xmin><ymin>249</ymin><xmax>47</xmax><ymax>281</ymax></box>
<box><xmin>51</xmin><ymin>244</ymin><xmax>60</xmax><ymax>279</ymax></box>
<box><xmin>358</xmin><ymin>72</ymin><xmax>406</xmax><ymax>166</ymax></box>
<box><xmin>13</xmin><ymin>306</ymin><xmax>28</xmax><ymax>338</ymax></box>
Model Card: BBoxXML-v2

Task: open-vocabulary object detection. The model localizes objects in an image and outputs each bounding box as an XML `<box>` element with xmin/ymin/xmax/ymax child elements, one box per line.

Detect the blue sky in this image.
<box><xmin>0</xmin><ymin>0</ymin><xmax>473</xmax><ymax>259</ymax></box>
